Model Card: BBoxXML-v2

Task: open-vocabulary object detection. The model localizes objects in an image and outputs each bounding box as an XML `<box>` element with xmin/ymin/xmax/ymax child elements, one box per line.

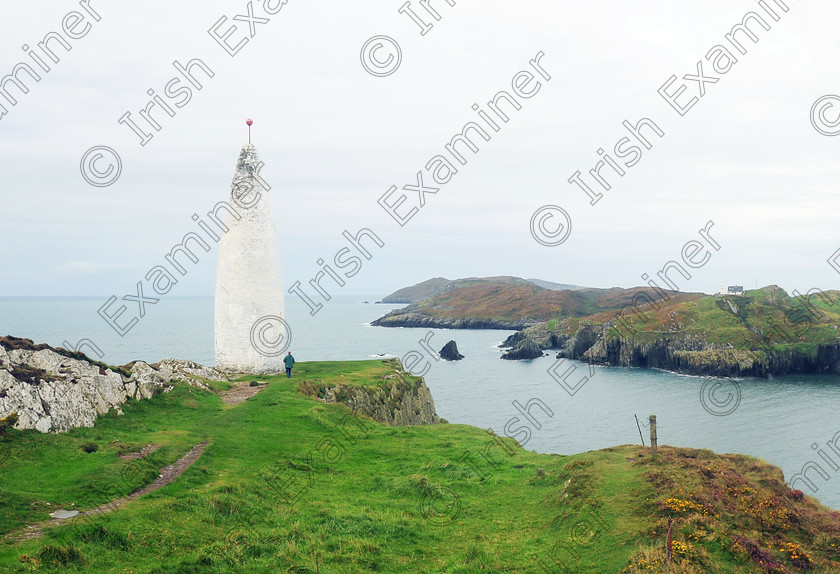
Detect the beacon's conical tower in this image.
<box><xmin>214</xmin><ymin>140</ymin><xmax>285</xmax><ymax>374</ymax></box>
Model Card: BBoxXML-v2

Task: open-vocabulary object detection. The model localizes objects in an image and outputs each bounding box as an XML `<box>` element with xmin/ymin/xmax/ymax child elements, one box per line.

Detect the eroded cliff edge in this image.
<box><xmin>297</xmin><ymin>359</ymin><xmax>442</xmax><ymax>426</ymax></box>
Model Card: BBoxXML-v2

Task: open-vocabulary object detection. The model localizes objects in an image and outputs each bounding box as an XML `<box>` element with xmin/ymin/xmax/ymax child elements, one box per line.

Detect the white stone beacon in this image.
<box><xmin>214</xmin><ymin>126</ymin><xmax>286</xmax><ymax>374</ymax></box>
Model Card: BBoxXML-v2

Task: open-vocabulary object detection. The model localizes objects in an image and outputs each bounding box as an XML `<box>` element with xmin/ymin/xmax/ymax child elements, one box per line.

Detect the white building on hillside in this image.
<box><xmin>719</xmin><ymin>285</ymin><xmax>744</xmax><ymax>296</ymax></box>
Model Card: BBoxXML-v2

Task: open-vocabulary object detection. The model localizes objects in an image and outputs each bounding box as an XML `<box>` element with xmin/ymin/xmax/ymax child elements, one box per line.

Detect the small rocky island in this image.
<box><xmin>439</xmin><ymin>340</ymin><xmax>464</xmax><ymax>361</ymax></box>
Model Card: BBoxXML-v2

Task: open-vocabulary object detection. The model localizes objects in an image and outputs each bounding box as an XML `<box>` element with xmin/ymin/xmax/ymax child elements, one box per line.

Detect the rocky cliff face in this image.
<box><xmin>502</xmin><ymin>320</ymin><xmax>840</xmax><ymax>377</ymax></box>
<box><xmin>572</xmin><ymin>334</ymin><xmax>840</xmax><ymax>377</ymax></box>
<box><xmin>494</xmin><ymin>286</ymin><xmax>840</xmax><ymax>377</ymax></box>
<box><xmin>298</xmin><ymin>362</ymin><xmax>441</xmax><ymax>426</ymax></box>
<box><xmin>0</xmin><ymin>339</ymin><xmax>227</xmax><ymax>433</ymax></box>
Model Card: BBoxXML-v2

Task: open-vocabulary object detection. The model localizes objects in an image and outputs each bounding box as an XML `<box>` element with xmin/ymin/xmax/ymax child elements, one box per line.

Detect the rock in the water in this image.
<box><xmin>500</xmin><ymin>338</ymin><xmax>543</xmax><ymax>360</ymax></box>
<box><xmin>439</xmin><ymin>340</ymin><xmax>464</xmax><ymax>361</ymax></box>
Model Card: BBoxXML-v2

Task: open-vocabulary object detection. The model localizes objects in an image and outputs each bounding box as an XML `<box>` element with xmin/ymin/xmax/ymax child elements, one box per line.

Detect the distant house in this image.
<box><xmin>717</xmin><ymin>285</ymin><xmax>745</xmax><ymax>296</ymax></box>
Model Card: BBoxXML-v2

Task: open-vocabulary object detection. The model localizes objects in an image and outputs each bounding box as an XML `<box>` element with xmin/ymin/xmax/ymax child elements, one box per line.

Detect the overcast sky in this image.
<box><xmin>2</xmin><ymin>0</ymin><xmax>839</xmax><ymax>299</ymax></box>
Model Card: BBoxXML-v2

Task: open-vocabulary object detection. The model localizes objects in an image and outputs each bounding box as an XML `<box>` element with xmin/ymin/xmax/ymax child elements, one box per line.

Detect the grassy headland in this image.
<box><xmin>379</xmin><ymin>277</ymin><xmax>583</xmax><ymax>304</ymax></box>
<box><xmin>373</xmin><ymin>281</ymin><xmax>684</xmax><ymax>330</ymax></box>
<box><xmin>373</xmin><ymin>278</ymin><xmax>840</xmax><ymax>375</ymax></box>
<box><xmin>511</xmin><ymin>286</ymin><xmax>840</xmax><ymax>376</ymax></box>
<box><xmin>0</xmin><ymin>360</ymin><xmax>838</xmax><ymax>572</ymax></box>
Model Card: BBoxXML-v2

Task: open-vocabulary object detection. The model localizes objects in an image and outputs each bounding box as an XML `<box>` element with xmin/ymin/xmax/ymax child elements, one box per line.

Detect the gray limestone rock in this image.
<box><xmin>0</xmin><ymin>341</ymin><xmax>226</xmax><ymax>433</ymax></box>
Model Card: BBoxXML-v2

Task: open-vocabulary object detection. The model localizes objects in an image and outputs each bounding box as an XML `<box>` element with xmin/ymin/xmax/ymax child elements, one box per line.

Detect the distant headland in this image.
<box><xmin>373</xmin><ymin>277</ymin><xmax>840</xmax><ymax>378</ymax></box>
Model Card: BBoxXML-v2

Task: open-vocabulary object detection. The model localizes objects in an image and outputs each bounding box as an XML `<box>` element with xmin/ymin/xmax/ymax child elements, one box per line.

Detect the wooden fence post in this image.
<box><xmin>649</xmin><ymin>415</ymin><xmax>657</xmax><ymax>454</ymax></box>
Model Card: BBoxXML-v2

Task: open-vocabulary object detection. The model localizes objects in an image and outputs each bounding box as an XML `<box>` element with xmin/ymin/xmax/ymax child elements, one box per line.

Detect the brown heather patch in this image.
<box><xmin>629</xmin><ymin>446</ymin><xmax>840</xmax><ymax>572</ymax></box>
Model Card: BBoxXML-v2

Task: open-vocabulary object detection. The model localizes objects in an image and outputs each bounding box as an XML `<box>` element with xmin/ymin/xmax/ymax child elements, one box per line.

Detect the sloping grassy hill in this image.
<box><xmin>0</xmin><ymin>360</ymin><xmax>838</xmax><ymax>572</ymax></box>
<box><xmin>373</xmin><ymin>283</ymin><xmax>691</xmax><ymax>329</ymax></box>
<box><xmin>379</xmin><ymin>277</ymin><xmax>587</xmax><ymax>304</ymax></box>
<box><xmin>525</xmin><ymin>278</ymin><xmax>586</xmax><ymax>292</ymax></box>
<box><xmin>380</xmin><ymin>276</ymin><xmax>537</xmax><ymax>304</ymax></box>
<box><xmin>600</xmin><ymin>286</ymin><xmax>840</xmax><ymax>349</ymax></box>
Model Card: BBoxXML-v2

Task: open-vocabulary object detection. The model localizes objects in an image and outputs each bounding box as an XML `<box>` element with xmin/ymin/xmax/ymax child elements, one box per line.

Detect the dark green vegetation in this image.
<box><xmin>373</xmin><ymin>280</ymin><xmax>681</xmax><ymax>329</ymax></box>
<box><xmin>511</xmin><ymin>286</ymin><xmax>840</xmax><ymax>377</ymax></box>
<box><xmin>379</xmin><ymin>277</ymin><xmax>583</xmax><ymax>304</ymax></box>
<box><xmin>1</xmin><ymin>360</ymin><xmax>838</xmax><ymax>572</ymax></box>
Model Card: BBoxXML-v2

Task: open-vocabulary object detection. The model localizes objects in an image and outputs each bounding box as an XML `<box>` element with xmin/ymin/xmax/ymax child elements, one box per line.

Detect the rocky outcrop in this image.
<box><xmin>298</xmin><ymin>361</ymin><xmax>441</xmax><ymax>426</ymax></box>
<box><xmin>500</xmin><ymin>324</ymin><xmax>568</xmax><ymax>351</ymax></box>
<box><xmin>0</xmin><ymin>339</ymin><xmax>227</xmax><ymax>433</ymax></box>
<box><xmin>127</xmin><ymin>359</ymin><xmax>223</xmax><ymax>395</ymax></box>
<box><xmin>439</xmin><ymin>340</ymin><xmax>464</xmax><ymax>361</ymax></box>
<box><xmin>500</xmin><ymin>337</ymin><xmax>544</xmax><ymax>360</ymax></box>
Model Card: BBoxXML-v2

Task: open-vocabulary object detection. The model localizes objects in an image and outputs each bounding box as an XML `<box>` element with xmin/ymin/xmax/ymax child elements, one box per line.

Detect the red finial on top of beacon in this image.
<box><xmin>246</xmin><ymin>118</ymin><xmax>253</xmax><ymax>144</ymax></box>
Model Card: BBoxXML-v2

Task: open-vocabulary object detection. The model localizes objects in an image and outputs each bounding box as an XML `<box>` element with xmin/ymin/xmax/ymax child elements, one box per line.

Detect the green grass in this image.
<box><xmin>293</xmin><ymin>360</ymin><xmax>401</xmax><ymax>387</ymax></box>
<box><xmin>607</xmin><ymin>287</ymin><xmax>840</xmax><ymax>350</ymax></box>
<box><xmin>0</xmin><ymin>360</ymin><xmax>838</xmax><ymax>572</ymax></box>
